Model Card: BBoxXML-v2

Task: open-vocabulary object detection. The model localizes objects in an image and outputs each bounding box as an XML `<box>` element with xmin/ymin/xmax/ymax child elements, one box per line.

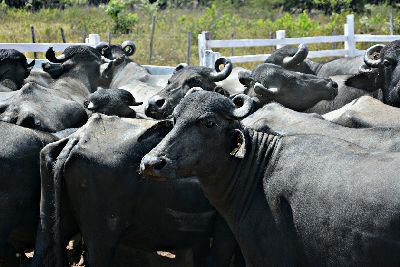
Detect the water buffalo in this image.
<box><xmin>0</xmin><ymin>122</ymin><xmax>57</xmax><ymax>265</ymax></box>
<box><xmin>346</xmin><ymin>41</ymin><xmax>400</xmax><ymax>107</ymax></box>
<box><xmin>141</xmin><ymin>90</ymin><xmax>400</xmax><ymax>266</ymax></box>
<box><xmin>265</xmin><ymin>44</ymin><xmax>364</xmax><ymax>77</ymax></box>
<box><xmin>238</xmin><ymin>63</ymin><xmax>338</xmax><ymax>111</ymax></box>
<box><xmin>242</xmin><ymin>101</ymin><xmax>400</xmax><ymax>152</ymax></box>
<box><xmin>238</xmin><ymin>62</ymin><xmax>381</xmax><ymax>114</ymax></box>
<box><xmin>96</xmin><ymin>41</ymin><xmax>155</xmax><ymax>87</ymax></box>
<box><xmin>0</xmin><ymin>49</ymin><xmax>35</xmax><ymax>91</ymax></box>
<box><xmin>322</xmin><ymin>96</ymin><xmax>400</xmax><ymax>128</ymax></box>
<box><xmin>303</xmin><ymin>75</ymin><xmax>381</xmax><ymax>114</ymax></box>
<box><xmin>97</xmin><ymin>41</ymin><xmax>171</xmax><ymax>117</ymax></box>
<box><xmin>86</xmin><ymin>88</ymin><xmax>142</xmax><ymax>118</ymax></box>
<box><xmin>145</xmin><ymin>58</ymin><xmax>233</xmax><ymax>119</ymax></box>
<box><xmin>96</xmin><ymin>40</ymin><xmax>136</xmax><ymax>60</ymax></box>
<box><xmin>33</xmin><ymin>115</ymin><xmax>242</xmax><ymax>267</ymax></box>
<box><xmin>0</xmin><ymin>45</ymin><xmax>108</xmax><ymax>132</ymax></box>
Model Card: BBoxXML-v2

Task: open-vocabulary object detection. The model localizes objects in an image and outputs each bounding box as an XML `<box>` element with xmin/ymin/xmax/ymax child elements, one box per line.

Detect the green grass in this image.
<box><xmin>0</xmin><ymin>3</ymin><xmax>398</xmax><ymax>68</ymax></box>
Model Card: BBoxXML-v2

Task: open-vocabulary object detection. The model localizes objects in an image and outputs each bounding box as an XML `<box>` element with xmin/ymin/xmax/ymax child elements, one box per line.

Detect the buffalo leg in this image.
<box><xmin>211</xmin><ymin>215</ymin><xmax>244</xmax><ymax>267</ymax></box>
<box><xmin>192</xmin><ymin>239</ymin><xmax>212</xmax><ymax>267</ymax></box>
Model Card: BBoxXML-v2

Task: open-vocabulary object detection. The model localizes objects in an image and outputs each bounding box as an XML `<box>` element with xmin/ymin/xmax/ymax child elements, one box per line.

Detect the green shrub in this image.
<box><xmin>105</xmin><ymin>0</ymin><xmax>138</xmax><ymax>33</ymax></box>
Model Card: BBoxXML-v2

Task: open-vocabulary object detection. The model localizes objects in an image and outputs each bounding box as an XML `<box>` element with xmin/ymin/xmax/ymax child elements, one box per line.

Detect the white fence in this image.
<box><xmin>0</xmin><ymin>33</ymin><xmax>175</xmax><ymax>75</ymax></box>
<box><xmin>198</xmin><ymin>14</ymin><xmax>400</xmax><ymax>67</ymax></box>
<box><xmin>0</xmin><ymin>33</ymin><xmax>101</xmax><ymax>53</ymax></box>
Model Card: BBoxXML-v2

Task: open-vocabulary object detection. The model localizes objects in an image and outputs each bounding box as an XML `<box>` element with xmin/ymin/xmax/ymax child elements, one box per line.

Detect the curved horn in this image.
<box><xmin>364</xmin><ymin>44</ymin><xmax>385</xmax><ymax>68</ymax></box>
<box><xmin>26</xmin><ymin>59</ymin><xmax>35</xmax><ymax>68</ymax></box>
<box><xmin>121</xmin><ymin>40</ymin><xmax>136</xmax><ymax>56</ymax></box>
<box><xmin>231</xmin><ymin>94</ymin><xmax>253</xmax><ymax>119</ymax></box>
<box><xmin>46</xmin><ymin>47</ymin><xmax>67</xmax><ymax>63</ymax></box>
<box><xmin>210</xmin><ymin>57</ymin><xmax>233</xmax><ymax>82</ymax></box>
<box><xmin>282</xmin><ymin>44</ymin><xmax>308</xmax><ymax>68</ymax></box>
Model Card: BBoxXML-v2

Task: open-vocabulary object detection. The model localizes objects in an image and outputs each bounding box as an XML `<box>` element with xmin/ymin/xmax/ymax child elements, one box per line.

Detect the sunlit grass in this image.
<box><xmin>0</xmin><ymin>3</ymin><xmax>397</xmax><ymax>68</ymax></box>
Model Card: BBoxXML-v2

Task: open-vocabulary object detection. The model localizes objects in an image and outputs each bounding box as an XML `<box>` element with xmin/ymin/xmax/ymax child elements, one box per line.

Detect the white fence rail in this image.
<box><xmin>0</xmin><ymin>33</ymin><xmax>101</xmax><ymax>53</ymax></box>
<box><xmin>198</xmin><ymin>14</ymin><xmax>400</xmax><ymax>67</ymax></box>
<box><xmin>0</xmin><ymin>33</ymin><xmax>176</xmax><ymax>75</ymax></box>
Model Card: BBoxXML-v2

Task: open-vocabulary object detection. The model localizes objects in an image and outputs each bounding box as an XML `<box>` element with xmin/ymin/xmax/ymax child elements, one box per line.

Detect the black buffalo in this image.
<box><xmin>98</xmin><ymin>41</ymin><xmax>170</xmax><ymax>118</ymax></box>
<box><xmin>0</xmin><ymin>122</ymin><xmax>57</xmax><ymax>265</ymax></box>
<box><xmin>33</xmin><ymin>115</ymin><xmax>242</xmax><ymax>267</ymax></box>
<box><xmin>322</xmin><ymin>95</ymin><xmax>400</xmax><ymax>128</ymax></box>
<box><xmin>141</xmin><ymin>90</ymin><xmax>400</xmax><ymax>266</ymax></box>
<box><xmin>145</xmin><ymin>58</ymin><xmax>233</xmax><ymax>119</ymax></box>
<box><xmin>238</xmin><ymin>63</ymin><xmax>338</xmax><ymax>111</ymax></box>
<box><xmin>242</xmin><ymin>101</ymin><xmax>400</xmax><ymax>152</ymax></box>
<box><xmin>0</xmin><ymin>49</ymin><xmax>35</xmax><ymax>91</ymax></box>
<box><xmin>0</xmin><ymin>45</ymin><xmax>108</xmax><ymax>132</ymax></box>
<box><xmin>86</xmin><ymin>88</ymin><xmax>142</xmax><ymax>118</ymax></box>
<box><xmin>346</xmin><ymin>41</ymin><xmax>400</xmax><ymax>107</ymax></box>
<box><xmin>265</xmin><ymin>44</ymin><xmax>364</xmax><ymax>77</ymax></box>
<box><xmin>238</xmin><ymin>62</ymin><xmax>381</xmax><ymax>114</ymax></box>
<box><xmin>96</xmin><ymin>40</ymin><xmax>136</xmax><ymax>60</ymax></box>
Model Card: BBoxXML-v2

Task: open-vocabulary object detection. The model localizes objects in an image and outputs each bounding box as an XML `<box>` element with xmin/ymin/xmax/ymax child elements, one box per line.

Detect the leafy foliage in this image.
<box><xmin>105</xmin><ymin>0</ymin><xmax>138</xmax><ymax>33</ymax></box>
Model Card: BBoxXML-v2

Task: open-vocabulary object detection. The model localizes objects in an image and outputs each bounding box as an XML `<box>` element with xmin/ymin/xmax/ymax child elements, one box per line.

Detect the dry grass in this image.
<box><xmin>0</xmin><ymin>4</ymin><xmax>398</xmax><ymax>68</ymax></box>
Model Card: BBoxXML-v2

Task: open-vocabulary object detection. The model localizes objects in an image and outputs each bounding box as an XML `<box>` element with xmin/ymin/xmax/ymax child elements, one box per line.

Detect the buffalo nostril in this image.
<box><xmin>153</xmin><ymin>158</ymin><xmax>167</xmax><ymax>170</ymax></box>
<box><xmin>155</xmin><ymin>99</ymin><xmax>165</xmax><ymax>108</ymax></box>
<box><xmin>331</xmin><ymin>81</ymin><xmax>338</xmax><ymax>89</ymax></box>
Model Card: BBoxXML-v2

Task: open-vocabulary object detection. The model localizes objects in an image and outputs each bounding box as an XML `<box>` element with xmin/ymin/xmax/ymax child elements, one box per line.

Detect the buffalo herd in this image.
<box><xmin>0</xmin><ymin>39</ymin><xmax>400</xmax><ymax>267</ymax></box>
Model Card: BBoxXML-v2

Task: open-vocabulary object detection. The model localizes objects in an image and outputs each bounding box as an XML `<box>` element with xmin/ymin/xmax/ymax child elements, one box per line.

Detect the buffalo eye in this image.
<box><xmin>187</xmin><ymin>77</ymin><xmax>202</xmax><ymax>87</ymax></box>
<box><xmin>383</xmin><ymin>59</ymin><xmax>391</xmax><ymax>67</ymax></box>
<box><xmin>167</xmin><ymin>80</ymin><xmax>171</xmax><ymax>85</ymax></box>
<box><xmin>202</xmin><ymin>118</ymin><xmax>216</xmax><ymax>128</ymax></box>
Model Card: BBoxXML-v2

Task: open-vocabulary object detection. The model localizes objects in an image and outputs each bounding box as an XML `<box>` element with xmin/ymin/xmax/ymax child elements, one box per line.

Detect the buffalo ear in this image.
<box><xmin>100</xmin><ymin>61</ymin><xmax>113</xmax><ymax>80</ymax></box>
<box><xmin>24</xmin><ymin>59</ymin><xmax>35</xmax><ymax>78</ymax></box>
<box><xmin>238</xmin><ymin>71</ymin><xmax>253</xmax><ymax>87</ymax></box>
<box><xmin>345</xmin><ymin>67</ymin><xmax>379</xmax><ymax>92</ymax></box>
<box><xmin>42</xmin><ymin>62</ymin><xmax>64</xmax><ymax>79</ymax></box>
<box><xmin>230</xmin><ymin>129</ymin><xmax>247</xmax><ymax>159</ymax></box>
<box><xmin>137</xmin><ymin>120</ymin><xmax>174</xmax><ymax>143</ymax></box>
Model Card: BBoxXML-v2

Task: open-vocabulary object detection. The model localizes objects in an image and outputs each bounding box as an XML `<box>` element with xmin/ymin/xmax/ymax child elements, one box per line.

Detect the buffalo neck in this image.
<box><xmin>199</xmin><ymin>128</ymin><xmax>286</xmax><ymax>266</ymax></box>
<box><xmin>52</xmin><ymin>66</ymin><xmax>95</xmax><ymax>101</ymax></box>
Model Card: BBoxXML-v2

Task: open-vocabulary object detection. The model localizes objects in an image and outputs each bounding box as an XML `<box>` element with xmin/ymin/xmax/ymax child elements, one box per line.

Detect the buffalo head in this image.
<box><xmin>346</xmin><ymin>41</ymin><xmax>400</xmax><ymax>107</ymax></box>
<box><xmin>42</xmin><ymin>45</ymin><xmax>106</xmax><ymax>91</ymax></box>
<box><xmin>96</xmin><ymin>40</ymin><xmax>136</xmax><ymax>60</ymax></box>
<box><xmin>145</xmin><ymin>58</ymin><xmax>233</xmax><ymax>119</ymax></box>
<box><xmin>0</xmin><ymin>49</ymin><xmax>35</xmax><ymax>90</ymax></box>
<box><xmin>86</xmin><ymin>88</ymin><xmax>142</xmax><ymax>118</ymax></box>
<box><xmin>238</xmin><ymin>63</ymin><xmax>338</xmax><ymax>111</ymax></box>
<box><xmin>265</xmin><ymin>44</ymin><xmax>312</xmax><ymax>74</ymax></box>
<box><xmin>141</xmin><ymin>90</ymin><xmax>252</xmax><ymax>180</ymax></box>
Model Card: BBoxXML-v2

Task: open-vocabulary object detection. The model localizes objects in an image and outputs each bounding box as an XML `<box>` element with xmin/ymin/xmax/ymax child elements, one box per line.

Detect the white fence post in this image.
<box><xmin>203</xmin><ymin>50</ymin><xmax>221</xmax><ymax>68</ymax></box>
<box><xmin>276</xmin><ymin>30</ymin><xmax>286</xmax><ymax>49</ymax></box>
<box><xmin>344</xmin><ymin>14</ymin><xmax>356</xmax><ymax>57</ymax></box>
<box><xmin>198</xmin><ymin>31</ymin><xmax>211</xmax><ymax>66</ymax></box>
<box><xmin>86</xmin><ymin>34</ymin><xmax>101</xmax><ymax>46</ymax></box>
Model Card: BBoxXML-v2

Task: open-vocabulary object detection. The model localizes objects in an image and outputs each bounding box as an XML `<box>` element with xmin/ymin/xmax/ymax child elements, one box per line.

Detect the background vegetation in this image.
<box><xmin>0</xmin><ymin>0</ymin><xmax>398</xmax><ymax>67</ymax></box>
